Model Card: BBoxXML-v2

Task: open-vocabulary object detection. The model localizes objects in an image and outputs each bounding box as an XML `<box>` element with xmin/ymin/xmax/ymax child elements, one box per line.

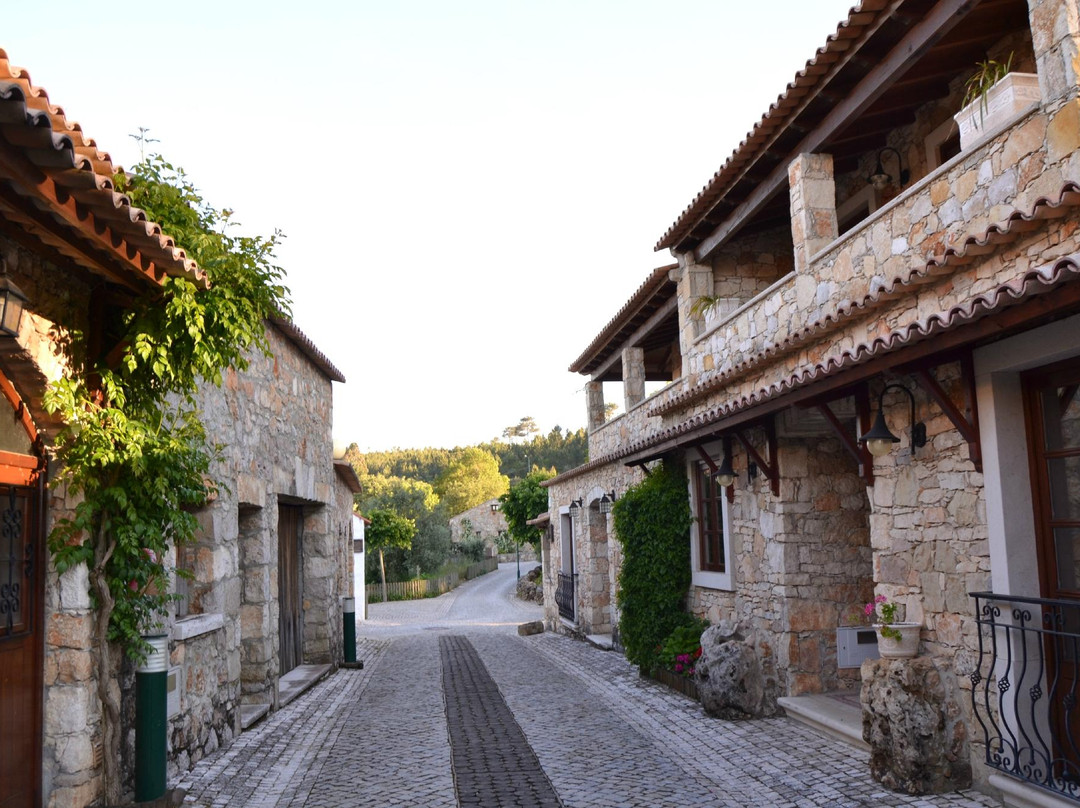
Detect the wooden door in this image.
<box><xmin>278</xmin><ymin>504</ymin><xmax>304</xmax><ymax>675</ymax></box>
<box><xmin>0</xmin><ymin>482</ymin><xmax>43</xmax><ymax>808</ymax></box>
<box><xmin>1024</xmin><ymin>355</ymin><xmax>1080</xmax><ymax>769</ymax></box>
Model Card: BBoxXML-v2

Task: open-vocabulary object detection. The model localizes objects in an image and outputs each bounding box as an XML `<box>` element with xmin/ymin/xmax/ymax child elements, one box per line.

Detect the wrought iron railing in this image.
<box><xmin>556</xmin><ymin>572</ymin><xmax>576</xmax><ymax>622</ymax></box>
<box><xmin>970</xmin><ymin>591</ymin><xmax>1080</xmax><ymax>802</ymax></box>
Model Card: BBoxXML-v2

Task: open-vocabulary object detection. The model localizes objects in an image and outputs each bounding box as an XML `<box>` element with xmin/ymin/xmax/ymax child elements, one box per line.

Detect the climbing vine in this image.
<box><xmin>43</xmin><ymin>153</ymin><xmax>289</xmax><ymax>802</ymax></box>
<box><xmin>613</xmin><ymin>461</ymin><xmax>694</xmax><ymax>670</ymax></box>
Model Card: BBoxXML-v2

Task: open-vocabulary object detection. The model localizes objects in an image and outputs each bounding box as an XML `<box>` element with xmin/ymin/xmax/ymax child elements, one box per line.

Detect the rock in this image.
<box><xmin>515</xmin><ymin>567</ymin><xmax>544</xmax><ymax>603</ymax></box>
<box><xmin>517</xmin><ymin>621</ymin><xmax>544</xmax><ymax>636</ymax></box>
<box><xmin>695</xmin><ymin>624</ymin><xmax>765</xmax><ymax>719</ymax></box>
<box><xmin>861</xmin><ymin>656</ymin><xmax>971</xmax><ymax>794</ymax></box>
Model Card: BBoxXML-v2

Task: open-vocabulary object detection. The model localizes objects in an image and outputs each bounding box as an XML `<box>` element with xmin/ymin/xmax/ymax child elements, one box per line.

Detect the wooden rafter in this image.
<box><xmin>734</xmin><ymin>418</ymin><xmax>780</xmax><ymax>496</ymax></box>
<box><xmin>813</xmin><ymin>389</ymin><xmax>875</xmax><ymax>486</ymax></box>
<box><xmin>912</xmin><ymin>355</ymin><xmax>983</xmax><ymax>471</ymax></box>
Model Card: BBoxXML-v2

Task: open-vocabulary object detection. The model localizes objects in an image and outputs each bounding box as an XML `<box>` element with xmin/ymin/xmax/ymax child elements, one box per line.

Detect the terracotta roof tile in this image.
<box><xmin>0</xmin><ymin>49</ymin><xmax>205</xmax><ymax>288</ymax></box>
<box><xmin>655</xmin><ymin>1</ymin><xmax>899</xmax><ymax>252</ymax></box>
<box><xmin>547</xmin><ymin>252</ymin><xmax>1080</xmax><ymax>485</ymax></box>
<box><xmin>269</xmin><ymin>315</ymin><xmax>346</xmax><ymax>383</ymax></box>
<box><xmin>650</xmin><ymin>182</ymin><xmax>1080</xmax><ymax>417</ymax></box>
<box><xmin>569</xmin><ymin>264</ymin><xmax>678</xmax><ymax>374</ymax></box>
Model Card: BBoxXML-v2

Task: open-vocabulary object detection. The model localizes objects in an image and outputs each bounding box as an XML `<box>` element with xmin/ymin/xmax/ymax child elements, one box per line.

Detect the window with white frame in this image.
<box><xmin>689</xmin><ymin>460</ymin><xmax>733</xmax><ymax>590</ymax></box>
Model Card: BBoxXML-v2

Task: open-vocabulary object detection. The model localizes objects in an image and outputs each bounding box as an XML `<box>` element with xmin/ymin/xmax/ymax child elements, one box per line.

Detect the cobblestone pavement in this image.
<box><xmin>175</xmin><ymin>564</ymin><xmax>1003</xmax><ymax>807</ymax></box>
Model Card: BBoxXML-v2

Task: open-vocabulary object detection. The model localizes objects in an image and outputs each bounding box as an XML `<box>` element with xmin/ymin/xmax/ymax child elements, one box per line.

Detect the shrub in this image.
<box><xmin>657</xmin><ymin>619</ymin><xmax>709</xmax><ymax>677</ymax></box>
<box><xmin>614</xmin><ymin>461</ymin><xmax>693</xmax><ymax>669</ymax></box>
<box><xmin>457</xmin><ymin>536</ymin><xmax>487</xmax><ymax>562</ymax></box>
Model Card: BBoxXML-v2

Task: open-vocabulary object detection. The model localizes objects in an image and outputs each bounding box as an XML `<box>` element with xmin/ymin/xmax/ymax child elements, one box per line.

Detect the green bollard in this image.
<box><xmin>135</xmin><ymin>634</ymin><xmax>168</xmax><ymax>803</ymax></box>
<box><xmin>343</xmin><ymin>597</ymin><xmax>356</xmax><ymax>664</ymax></box>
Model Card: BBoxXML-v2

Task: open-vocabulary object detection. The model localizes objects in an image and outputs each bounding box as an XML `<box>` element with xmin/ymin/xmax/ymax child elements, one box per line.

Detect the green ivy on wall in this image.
<box><xmin>613</xmin><ymin>460</ymin><xmax>693</xmax><ymax>669</ymax></box>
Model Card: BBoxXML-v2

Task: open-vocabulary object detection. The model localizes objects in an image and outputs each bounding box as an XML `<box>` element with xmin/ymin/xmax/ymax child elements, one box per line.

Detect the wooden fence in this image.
<box><xmin>367</xmin><ymin>557</ymin><xmax>498</xmax><ymax>602</ymax></box>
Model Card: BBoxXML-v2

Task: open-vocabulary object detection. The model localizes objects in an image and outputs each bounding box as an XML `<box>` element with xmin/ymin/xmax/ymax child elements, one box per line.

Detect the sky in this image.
<box><xmin>4</xmin><ymin>0</ymin><xmax>850</xmax><ymax>451</ymax></box>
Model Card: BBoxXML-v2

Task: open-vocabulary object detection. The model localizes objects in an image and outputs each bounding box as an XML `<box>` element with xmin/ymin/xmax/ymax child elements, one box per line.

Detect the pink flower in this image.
<box><xmin>875</xmin><ymin>594</ymin><xmax>887</xmax><ymax>604</ymax></box>
<box><xmin>864</xmin><ymin>603</ymin><xmax>874</xmax><ymax>616</ymax></box>
<box><xmin>674</xmin><ymin>663</ymin><xmax>684</xmax><ymax>673</ymax></box>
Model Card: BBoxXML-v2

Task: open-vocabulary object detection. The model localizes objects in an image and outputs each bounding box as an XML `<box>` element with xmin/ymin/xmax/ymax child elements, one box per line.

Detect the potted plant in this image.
<box><xmin>954</xmin><ymin>53</ymin><xmax>1040</xmax><ymax>150</ymax></box>
<box><xmin>865</xmin><ymin>594</ymin><xmax>920</xmax><ymax>658</ymax></box>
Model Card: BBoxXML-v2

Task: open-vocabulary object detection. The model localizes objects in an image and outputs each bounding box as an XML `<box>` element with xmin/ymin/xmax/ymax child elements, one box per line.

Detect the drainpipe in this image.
<box><xmin>135</xmin><ymin>634</ymin><xmax>169</xmax><ymax>802</ymax></box>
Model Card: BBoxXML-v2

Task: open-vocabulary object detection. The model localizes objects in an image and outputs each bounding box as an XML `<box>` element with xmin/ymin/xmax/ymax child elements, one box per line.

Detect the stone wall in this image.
<box><xmin>449</xmin><ymin>498</ymin><xmax>508</xmax><ymax>545</ymax></box>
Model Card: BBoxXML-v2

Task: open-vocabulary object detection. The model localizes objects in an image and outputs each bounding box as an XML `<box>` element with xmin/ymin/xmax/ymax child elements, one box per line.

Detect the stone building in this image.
<box><xmin>0</xmin><ymin>51</ymin><xmax>355</xmax><ymax>808</ymax></box>
<box><xmin>448</xmin><ymin>498</ymin><xmax>508</xmax><ymax>548</ymax></box>
<box><xmin>544</xmin><ymin>1</ymin><xmax>1080</xmax><ymax>804</ymax></box>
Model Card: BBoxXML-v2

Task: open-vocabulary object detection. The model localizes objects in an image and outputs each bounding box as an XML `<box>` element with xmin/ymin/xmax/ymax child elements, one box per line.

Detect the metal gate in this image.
<box><xmin>277</xmin><ymin>504</ymin><xmax>304</xmax><ymax>675</ymax></box>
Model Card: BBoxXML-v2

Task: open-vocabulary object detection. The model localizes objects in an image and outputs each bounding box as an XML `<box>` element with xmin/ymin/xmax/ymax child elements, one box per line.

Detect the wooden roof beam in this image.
<box><xmin>588</xmin><ymin>295</ymin><xmax>679</xmax><ymax>380</ymax></box>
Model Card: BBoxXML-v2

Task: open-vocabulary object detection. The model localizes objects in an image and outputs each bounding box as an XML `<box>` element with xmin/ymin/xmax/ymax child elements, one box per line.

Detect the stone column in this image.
<box><xmin>788</xmin><ymin>153</ymin><xmax>838</xmax><ymax>273</ymax></box>
<box><xmin>621</xmin><ymin>347</ymin><xmax>645</xmax><ymax>411</ymax></box>
<box><xmin>1028</xmin><ymin>0</ymin><xmax>1080</xmax><ymax>104</ymax></box>
<box><xmin>673</xmin><ymin>258</ymin><xmax>712</xmax><ymax>378</ymax></box>
<box><xmin>586</xmin><ymin>380</ymin><xmax>605</xmax><ymax>432</ymax></box>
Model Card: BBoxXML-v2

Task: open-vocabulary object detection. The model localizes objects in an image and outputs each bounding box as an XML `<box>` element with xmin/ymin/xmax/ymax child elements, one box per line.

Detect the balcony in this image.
<box><xmin>970</xmin><ymin>591</ymin><xmax>1080</xmax><ymax>803</ymax></box>
<box><xmin>556</xmin><ymin>572</ymin><xmax>576</xmax><ymax>622</ymax></box>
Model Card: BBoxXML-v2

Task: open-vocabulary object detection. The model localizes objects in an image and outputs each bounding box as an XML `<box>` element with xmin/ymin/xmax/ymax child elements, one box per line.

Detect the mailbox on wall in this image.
<box><xmin>836</xmin><ymin>626</ymin><xmax>880</xmax><ymax>669</ymax></box>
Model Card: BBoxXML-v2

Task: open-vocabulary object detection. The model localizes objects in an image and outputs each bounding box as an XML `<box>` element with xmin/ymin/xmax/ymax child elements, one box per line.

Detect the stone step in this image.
<box><xmin>777</xmin><ymin>691</ymin><xmax>868</xmax><ymax>751</ymax></box>
<box><xmin>585</xmin><ymin>633</ymin><xmax>613</xmax><ymax>650</ymax></box>
<box><xmin>239</xmin><ymin>703</ymin><xmax>270</xmax><ymax>731</ymax></box>
<box><xmin>278</xmin><ymin>663</ymin><xmax>333</xmax><ymax>708</ymax></box>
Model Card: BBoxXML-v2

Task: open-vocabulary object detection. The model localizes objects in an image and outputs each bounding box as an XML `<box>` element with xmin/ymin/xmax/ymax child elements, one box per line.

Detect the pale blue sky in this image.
<box><xmin>6</xmin><ymin>0</ymin><xmax>848</xmax><ymax>450</ymax></box>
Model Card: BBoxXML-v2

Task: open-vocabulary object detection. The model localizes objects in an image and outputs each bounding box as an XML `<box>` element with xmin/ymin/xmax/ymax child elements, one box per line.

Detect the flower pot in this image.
<box><xmin>874</xmin><ymin>622</ymin><xmax>921</xmax><ymax>658</ymax></box>
<box><xmin>954</xmin><ymin>72</ymin><xmax>1040</xmax><ymax>150</ymax></box>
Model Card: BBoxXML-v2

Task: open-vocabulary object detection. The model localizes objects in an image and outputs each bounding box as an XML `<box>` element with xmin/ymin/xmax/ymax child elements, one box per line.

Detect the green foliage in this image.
<box><xmin>358</xmin><ymin>474</ymin><xmax>449</xmax><ymax>581</ymax></box>
<box><xmin>456</xmin><ymin>535</ymin><xmax>487</xmax><ymax>563</ymax></box>
<box><xmin>434</xmin><ymin>447</ymin><xmax>509</xmax><ymax>515</ymax></box>
<box><xmin>499</xmin><ymin>469</ymin><xmax>553</xmax><ymax>550</ymax></box>
<box><xmin>656</xmin><ymin>619</ymin><xmax>709</xmax><ymax>678</ymax></box>
<box><xmin>962</xmin><ymin>52</ymin><xmax>1015</xmax><ymax>118</ymax></box>
<box><xmin>44</xmin><ymin>153</ymin><xmax>290</xmax><ymax>662</ymax></box>
<box><xmin>614</xmin><ymin>462</ymin><xmax>694</xmax><ymax>670</ymax></box>
<box><xmin>366</xmin><ymin>509</ymin><xmax>416</xmax><ymax>553</ymax></box>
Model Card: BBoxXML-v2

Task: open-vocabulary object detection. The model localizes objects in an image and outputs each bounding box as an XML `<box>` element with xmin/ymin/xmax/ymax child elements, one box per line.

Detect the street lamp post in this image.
<box><xmin>517</xmin><ymin>454</ymin><xmax>527</xmax><ymax>580</ymax></box>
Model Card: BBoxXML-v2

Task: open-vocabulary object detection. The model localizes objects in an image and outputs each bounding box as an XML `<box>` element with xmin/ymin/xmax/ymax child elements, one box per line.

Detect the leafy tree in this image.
<box><xmin>502</xmin><ymin>415</ymin><xmax>539</xmax><ymax>442</ymax></box>
<box><xmin>357</xmin><ymin>474</ymin><xmax>450</xmax><ymax>581</ymax></box>
<box><xmin>366</xmin><ymin>508</ymin><xmax>416</xmax><ymax>602</ymax></box>
<box><xmin>434</xmin><ymin>447</ymin><xmax>509</xmax><ymax>515</ymax></box>
<box><xmin>43</xmin><ymin>153</ymin><xmax>289</xmax><ymax>801</ymax></box>
<box><xmin>614</xmin><ymin>462</ymin><xmax>693</xmax><ymax>670</ymax></box>
<box><xmin>604</xmin><ymin>402</ymin><xmax>619</xmax><ymax>421</ymax></box>
<box><xmin>500</xmin><ymin>469</ymin><xmax>554</xmax><ymax>551</ymax></box>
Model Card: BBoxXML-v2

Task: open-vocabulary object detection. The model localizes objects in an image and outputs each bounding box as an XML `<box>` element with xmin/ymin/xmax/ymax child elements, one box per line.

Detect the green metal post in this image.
<box><xmin>343</xmin><ymin>597</ymin><xmax>356</xmax><ymax>664</ymax></box>
<box><xmin>135</xmin><ymin>634</ymin><xmax>168</xmax><ymax>803</ymax></box>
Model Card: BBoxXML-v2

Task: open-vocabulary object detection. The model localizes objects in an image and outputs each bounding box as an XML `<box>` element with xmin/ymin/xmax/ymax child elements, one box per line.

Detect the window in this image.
<box><xmin>690</xmin><ymin>461</ymin><xmax>733</xmax><ymax>590</ymax></box>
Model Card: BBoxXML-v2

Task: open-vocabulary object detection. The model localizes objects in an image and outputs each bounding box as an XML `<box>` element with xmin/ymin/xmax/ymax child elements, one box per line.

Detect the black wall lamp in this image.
<box><xmin>715</xmin><ymin>437</ymin><xmax>736</xmax><ymax>488</ymax></box>
<box><xmin>859</xmin><ymin>383</ymin><xmax>927</xmax><ymax>457</ymax></box>
<box><xmin>598</xmin><ymin>490</ymin><xmax>616</xmax><ymax>514</ymax></box>
<box><xmin>0</xmin><ymin>259</ymin><xmax>29</xmax><ymax>338</ymax></box>
<box><xmin>568</xmin><ymin>498</ymin><xmax>583</xmax><ymax>513</ymax></box>
<box><xmin>867</xmin><ymin>147</ymin><xmax>910</xmax><ymax>191</ymax></box>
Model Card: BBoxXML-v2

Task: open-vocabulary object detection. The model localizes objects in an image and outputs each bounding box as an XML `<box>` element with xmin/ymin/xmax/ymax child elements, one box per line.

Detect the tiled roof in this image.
<box><xmin>569</xmin><ymin>264</ymin><xmax>678</xmax><ymax>374</ymax></box>
<box><xmin>268</xmin><ymin>315</ymin><xmax>346</xmax><ymax>383</ymax></box>
<box><xmin>333</xmin><ymin>460</ymin><xmax>362</xmax><ymax>494</ymax></box>
<box><xmin>655</xmin><ymin>1</ymin><xmax>888</xmax><ymax>252</ymax></box>
<box><xmin>651</xmin><ymin>182</ymin><xmax>1080</xmax><ymax>417</ymax></box>
<box><xmin>547</xmin><ymin>251</ymin><xmax>1080</xmax><ymax>485</ymax></box>
<box><xmin>0</xmin><ymin>49</ymin><xmax>206</xmax><ymax>288</ymax></box>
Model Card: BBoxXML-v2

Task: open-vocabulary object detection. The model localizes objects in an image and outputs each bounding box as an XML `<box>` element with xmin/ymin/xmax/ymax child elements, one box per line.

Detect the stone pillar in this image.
<box><xmin>673</xmin><ymin>258</ymin><xmax>713</xmax><ymax>377</ymax></box>
<box><xmin>239</xmin><ymin>503</ymin><xmax>276</xmax><ymax>705</ymax></box>
<box><xmin>788</xmin><ymin>153</ymin><xmax>838</xmax><ymax>273</ymax></box>
<box><xmin>586</xmin><ymin>380</ymin><xmax>605</xmax><ymax>432</ymax></box>
<box><xmin>1028</xmin><ymin>0</ymin><xmax>1080</xmax><ymax>104</ymax></box>
<box><xmin>621</xmin><ymin>347</ymin><xmax>645</xmax><ymax>412</ymax></box>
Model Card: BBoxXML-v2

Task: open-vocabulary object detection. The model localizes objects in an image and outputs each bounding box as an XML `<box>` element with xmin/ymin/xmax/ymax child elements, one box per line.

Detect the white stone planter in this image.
<box><xmin>954</xmin><ymin>72</ymin><xmax>1041</xmax><ymax>150</ymax></box>
<box><xmin>874</xmin><ymin>622</ymin><xmax>921</xmax><ymax>658</ymax></box>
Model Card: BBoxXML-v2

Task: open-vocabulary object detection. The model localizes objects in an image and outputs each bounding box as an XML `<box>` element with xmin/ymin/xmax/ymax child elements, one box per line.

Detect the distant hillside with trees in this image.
<box><xmin>345</xmin><ymin>420</ymin><xmax>587</xmax><ymax>585</ymax></box>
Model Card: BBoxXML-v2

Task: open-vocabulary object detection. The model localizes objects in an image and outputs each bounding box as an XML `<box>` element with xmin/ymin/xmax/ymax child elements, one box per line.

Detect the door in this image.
<box><xmin>277</xmin><ymin>504</ymin><xmax>304</xmax><ymax>675</ymax></box>
<box><xmin>1023</xmin><ymin>356</ymin><xmax>1080</xmax><ymax>770</ymax></box>
<box><xmin>0</xmin><ymin>482</ymin><xmax>43</xmax><ymax>808</ymax></box>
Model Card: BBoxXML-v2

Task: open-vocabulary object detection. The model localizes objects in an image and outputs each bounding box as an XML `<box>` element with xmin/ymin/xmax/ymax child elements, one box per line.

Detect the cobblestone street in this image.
<box><xmin>175</xmin><ymin>564</ymin><xmax>1001</xmax><ymax>807</ymax></box>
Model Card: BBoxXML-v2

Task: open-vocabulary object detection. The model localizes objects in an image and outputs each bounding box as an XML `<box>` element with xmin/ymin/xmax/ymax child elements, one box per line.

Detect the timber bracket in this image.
<box><xmin>734</xmin><ymin>418</ymin><xmax>780</xmax><ymax>496</ymax></box>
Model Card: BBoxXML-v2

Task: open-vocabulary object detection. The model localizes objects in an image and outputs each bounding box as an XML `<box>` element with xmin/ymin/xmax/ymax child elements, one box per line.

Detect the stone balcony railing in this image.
<box><xmin>657</xmin><ymin>102</ymin><xmax>1071</xmax><ymax>422</ymax></box>
<box><xmin>588</xmin><ymin>382</ymin><xmax>672</xmax><ymax>458</ymax></box>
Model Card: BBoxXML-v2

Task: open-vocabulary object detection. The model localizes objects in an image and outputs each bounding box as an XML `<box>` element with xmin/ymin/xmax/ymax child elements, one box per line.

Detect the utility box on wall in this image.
<box><xmin>836</xmin><ymin>626</ymin><xmax>880</xmax><ymax>669</ymax></box>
